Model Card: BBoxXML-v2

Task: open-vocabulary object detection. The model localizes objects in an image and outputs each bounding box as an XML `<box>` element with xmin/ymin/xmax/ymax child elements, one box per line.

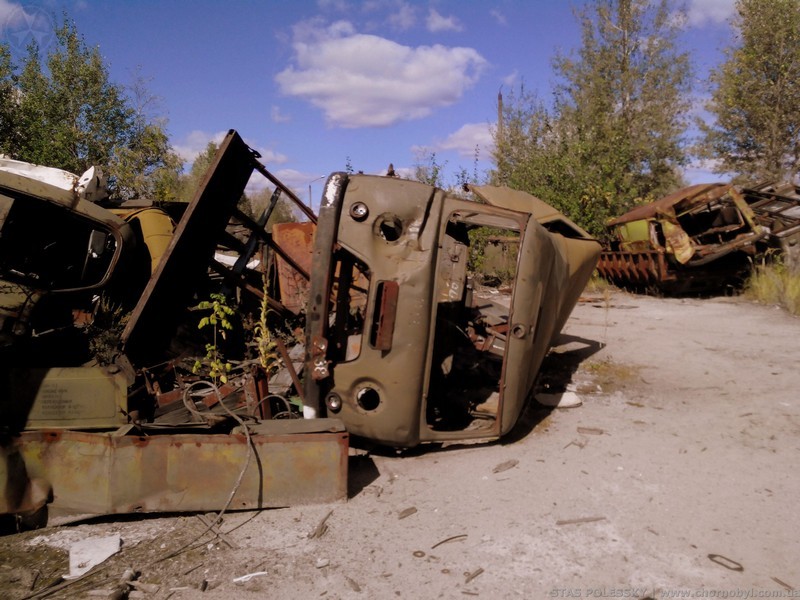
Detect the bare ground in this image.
<box><xmin>1</xmin><ymin>290</ymin><xmax>799</xmax><ymax>599</ymax></box>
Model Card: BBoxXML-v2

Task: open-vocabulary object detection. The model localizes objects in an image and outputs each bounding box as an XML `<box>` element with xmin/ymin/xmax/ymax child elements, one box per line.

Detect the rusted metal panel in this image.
<box><xmin>273</xmin><ymin>222</ymin><xmax>315</xmax><ymax>314</ymax></box>
<box><xmin>371</xmin><ymin>281</ymin><xmax>399</xmax><ymax>351</ymax></box>
<box><xmin>121</xmin><ymin>130</ymin><xmax>256</xmax><ymax>363</ymax></box>
<box><xmin>607</xmin><ymin>183</ymin><xmax>732</xmax><ymax>226</ymax></box>
<box><xmin>597</xmin><ymin>249</ymin><xmax>673</xmax><ymax>287</ymax></box>
<box><xmin>2</xmin><ymin>420</ymin><xmax>348</xmax><ymax>516</ymax></box>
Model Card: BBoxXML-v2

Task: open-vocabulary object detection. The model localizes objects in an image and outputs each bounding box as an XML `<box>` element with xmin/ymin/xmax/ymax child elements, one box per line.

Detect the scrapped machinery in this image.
<box><xmin>1</xmin><ymin>130</ymin><xmax>600</xmax><ymax>523</ymax></box>
<box><xmin>741</xmin><ymin>181</ymin><xmax>800</xmax><ymax>270</ymax></box>
<box><xmin>596</xmin><ymin>182</ymin><xmax>800</xmax><ymax>293</ymax></box>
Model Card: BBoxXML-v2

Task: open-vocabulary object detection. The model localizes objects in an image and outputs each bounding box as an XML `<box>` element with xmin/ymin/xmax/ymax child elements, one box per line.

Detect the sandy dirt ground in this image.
<box><xmin>1</xmin><ymin>290</ymin><xmax>799</xmax><ymax>599</ymax></box>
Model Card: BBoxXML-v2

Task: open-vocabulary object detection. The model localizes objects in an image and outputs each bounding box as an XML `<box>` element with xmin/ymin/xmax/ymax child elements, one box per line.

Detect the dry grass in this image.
<box><xmin>584</xmin><ymin>270</ymin><xmax>613</xmax><ymax>294</ymax></box>
<box><xmin>581</xmin><ymin>359</ymin><xmax>641</xmax><ymax>394</ymax></box>
<box><xmin>744</xmin><ymin>261</ymin><xmax>800</xmax><ymax>316</ymax></box>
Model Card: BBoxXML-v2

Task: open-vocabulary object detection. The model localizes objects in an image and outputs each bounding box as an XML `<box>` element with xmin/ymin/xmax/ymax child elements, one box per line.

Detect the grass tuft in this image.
<box><xmin>745</xmin><ymin>260</ymin><xmax>800</xmax><ymax>316</ymax></box>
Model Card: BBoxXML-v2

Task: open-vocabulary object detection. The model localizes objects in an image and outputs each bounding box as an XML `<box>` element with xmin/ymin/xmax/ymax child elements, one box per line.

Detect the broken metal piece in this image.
<box><xmin>431</xmin><ymin>534</ymin><xmax>468</xmax><ymax>549</ymax></box>
<box><xmin>1</xmin><ymin>420</ymin><xmax>348</xmax><ymax>517</ymax></box>
<box><xmin>707</xmin><ymin>553</ymin><xmax>744</xmax><ymax>572</ymax></box>
<box><xmin>598</xmin><ymin>183</ymin><xmax>772</xmax><ymax>293</ymax></box>
<box><xmin>555</xmin><ymin>516</ymin><xmax>607</xmax><ymax>526</ymax></box>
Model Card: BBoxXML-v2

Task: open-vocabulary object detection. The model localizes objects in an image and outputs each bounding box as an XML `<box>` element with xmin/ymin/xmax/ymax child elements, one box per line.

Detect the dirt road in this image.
<box><xmin>2</xmin><ymin>291</ymin><xmax>798</xmax><ymax>598</ymax></box>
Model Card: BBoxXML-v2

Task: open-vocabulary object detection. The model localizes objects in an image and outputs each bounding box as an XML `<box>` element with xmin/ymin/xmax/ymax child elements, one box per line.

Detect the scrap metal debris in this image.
<box><xmin>598</xmin><ymin>181</ymin><xmax>800</xmax><ymax>293</ymax></box>
<box><xmin>398</xmin><ymin>507</ymin><xmax>418</xmax><ymax>520</ymax></box>
<box><xmin>1</xmin><ymin>128</ymin><xmax>601</xmax><ymax>523</ymax></box>
<box><xmin>707</xmin><ymin>553</ymin><xmax>744</xmax><ymax>572</ymax></box>
<box><xmin>431</xmin><ymin>534</ymin><xmax>468</xmax><ymax>549</ymax></box>
<box><xmin>308</xmin><ymin>510</ymin><xmax>334</xmax><ymax>539</ymax></box>
<box><xmin>491</xmin><ymin>459</ymin><xmax>519</xmax><ymax>474</ymax></box>
<box><xmin>577</xmin><ymin>426</ymin><xmax>605</xmax><ymax>436</ymax></box>
<box><xmin>464</xmin><ymin>567</ymin><xmax>484</xmax><ymax>584</ymax></box>
<box><xmin>233</xmin><ymin>571</ymin><xmax>269</xmax><ymax>584</ymax></box>
<box><xmin>555</xmin><ymin>516</ymin><xmax>607</xmax><ymax>526</ymax></box>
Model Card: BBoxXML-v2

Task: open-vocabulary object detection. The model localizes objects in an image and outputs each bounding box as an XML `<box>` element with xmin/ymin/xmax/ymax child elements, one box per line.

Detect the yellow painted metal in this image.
<box><xmin>115</xmin><ymin>207</ymin><xmax>175</xmax><ymax>275</ymax></box>
<box><xmin>617</xmin><ymin>220</ymin><xmax>650</xmax><ymax>244</ymax></box>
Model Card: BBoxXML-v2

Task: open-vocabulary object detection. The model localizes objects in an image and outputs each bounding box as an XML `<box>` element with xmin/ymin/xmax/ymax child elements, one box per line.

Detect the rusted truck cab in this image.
<box><xmin>0</xmin><ymin>159</ymin><xmax>145</xmax><ymax>360</ymax></box>
<box><xmin>305</xmin><ymin>174</ymin><xmax>600</xmax><ymax>447</ymax></box>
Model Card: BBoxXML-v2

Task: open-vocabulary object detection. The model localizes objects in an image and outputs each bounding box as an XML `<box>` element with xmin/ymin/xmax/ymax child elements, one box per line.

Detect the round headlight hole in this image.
<box><xmin>375</xmin><ymin>214</ymin><xmax>403</xmax><ymax>242</ymax></box>
<box><xmin>356</xmin><ymin>387</ymin><xmax>381</xmax><ymax>411</ymax></box>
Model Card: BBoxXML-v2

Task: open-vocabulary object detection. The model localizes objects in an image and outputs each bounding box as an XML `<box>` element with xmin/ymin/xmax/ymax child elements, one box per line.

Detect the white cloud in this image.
<box><xmin>0</xmin><ymin>1</ymin><xmax>55</xmax><ymax>52</ymax></box>
<box><xmin>426</xmin><ymin>8</ymin><xmax>463</xmax><ymax>33</ymax></box>
<box><xmin>252</xmin><ymin>145</ymin><xmax>288</xmax><ymax>166</ymax></box>
<box><xmin>273</xmin><ymin>168</ymin><xmax>322</xmax><ymax>191</ymax></box>
<box><xmin>490</xmin><ymin>9</ymin><xmax>507</xmax><ymax>26</ymax></box>
<box><xmin>271</xmin><ymin>105</ymin><xmax>292</xmax><ymax>123</ymax></box>
<box><xmin>276</xmin><ymin>21</ymin><xmax>487</xmax><ymax>128</ymax></box>
<box><xmin>173</xmin><ymin>130</ymin><xmax>229</xmax><ymax>163</ymax></box>
<box><xmin>0</xmin><ymin>0</ymin><xmax>25</xmax><ymax>28</ymax></box>
<box><xmin>174</xmin><ymin>130</ymin><xmax>287</xmax><ymax>167</ymax></box>
<box><xmin>388</xmin><ymin>2</ymin><xmax>416</xmax><ymax>30</ymax></box>
<box><xmin>683</xmin><ymin>158</ymin><xmax>730</xmax><ymax>184</ymax></box>
<box><xmin>361</xmin><ymin>0</ymin><xmax>417</xmax><ymax>29</ymax></box>
<box><xmin>434</xmin><ymin>122</ymin><xmax>494</xmax><ymax>158</ymax></box>
<box><xmin>502</xmin><ymin>69</ymin><xmax>519</xmax><ymax>87</ymax></box>
<box><xmin>686</xmin><ymin>0</ymin><xmax>736</xmax><ymax>27</ymax></box>
<box><xmin>317</xmin><ymin>0</ymin><xmax>350</xmax><ymax>12</ymax></box>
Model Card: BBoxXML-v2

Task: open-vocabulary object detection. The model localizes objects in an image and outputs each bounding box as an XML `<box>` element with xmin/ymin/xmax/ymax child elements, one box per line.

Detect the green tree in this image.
<box><xmin>110</xmin><ymin>121</ymin><xmax>183</xmax><ymax>200</ymax></box>
<box><xmin>1</xmin><ymin>21</ymin><xmax>181</xmax><ymax>200</ymax></box>
<box><xmin>14</xmin><ymin>21</ymin><xmax>133</xmax><ymax>175</ymax></box>
<box><xmin>413</xmin><ymin>149</ymin><xmax>447</xmax><ymax>187</ymax></box>
<box><xmin>241</xmin><ymin>187</ymin><xmax>297</xmax><ymax>228</ymax></box>
<box><xmin>0</xmin><ymin>44</ymin><xmax>19</xmax><ymax>156</ymax></box>
<box><xmin>108</xmin><ymin>70</ymin><xmax>182</xmax><ymax>200</ymax></box>
<box><xmin>699</xmin><ymin>0</ymin><xmax>800</xmax><ymax>183</ymax></box>
<box><xmin>177</xmin><ymin>141</ymin><xmax>218</xmax><ymax>201</ymax></box>
<box><xmin>493</xmin><ymin>0</ymin><xmax>692</xmax><ymax>238</ymax></box>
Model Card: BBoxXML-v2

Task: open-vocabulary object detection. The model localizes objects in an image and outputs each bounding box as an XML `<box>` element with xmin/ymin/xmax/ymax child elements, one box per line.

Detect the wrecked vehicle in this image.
<box><xmin>597</xmin><ymin>183</ymin><xmax>768</xmax><ymax>293</ymax></box>
<box><xmin>1</xmin><ymin>130</ymin><xmax>600</xmax><ymax>522</ymax></box>
<box><xmin>1</xmin><ymin>133</ymin><xmax>347</xmax><ymax>521</ymax></box>
<box><xmin>0</xmin><ymin>158</ymin><xmax>148</xmax><ymax>362</ymax></box>
<box><xmin>305</xmin><ymin>179</ymin><xmax>601</xmax><ymax>446</ymax></box>
<box><xmin>741</xmin><ymin>181</ymin><xmax>800</xmax><ymax>271</ymax></box>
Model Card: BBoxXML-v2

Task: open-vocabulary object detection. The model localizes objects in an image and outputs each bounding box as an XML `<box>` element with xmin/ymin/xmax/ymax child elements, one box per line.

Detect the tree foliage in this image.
<box><xmin>0</xmin><ymin>19</ymin><xmax>181</xmax><ymax>200</ymax></box>
<box><xmin>699</xmin><ymin>0</ymin><xmax>800</xmax><ymax>183</ymax></box>
<box><xmin>492</xmin><ymin>0</ymin><xmax>692</xmax><ymax>238</ymax></box>
<box><xmin>176</xmin><ymin>141</ymin><xmax>219</xmax><ymax>202</ymax></box>
<box><xmin>413</xmin><ymin>149</ymin><xmax>447</xmax><ymax>188</ymax></box>
<box><xmin>0</xmin><ymin>45</ymin><xmax>20</xmax><ymax>155</ymax></box>
<box><xmin>242</xmin><ymin>186</ymin><xmax>298</xmax><ymax>228</ymax></box>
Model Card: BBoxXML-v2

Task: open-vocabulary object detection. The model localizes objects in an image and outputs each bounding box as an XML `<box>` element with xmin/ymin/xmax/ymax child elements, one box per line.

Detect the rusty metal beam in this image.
<box><xmin>122</xmin><ymin>130</ymin><xmax>256</xmax><ymax>363</ymax></box>
<box><xmin>1</xmin><ymin>420</ymin><xmax>348</xmax><ymax>517</ymax></box>
<box><xmin>251</xmin><ymin>161</ymin><xmax>317</xmax><ymax>224</ymax></box>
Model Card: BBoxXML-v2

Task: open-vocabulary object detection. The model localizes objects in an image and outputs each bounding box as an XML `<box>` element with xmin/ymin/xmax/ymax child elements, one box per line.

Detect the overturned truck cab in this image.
<box><xmin>305</xmin><ymin>175</ymin><xmax>601</xmax><ymax>447</ymax></box>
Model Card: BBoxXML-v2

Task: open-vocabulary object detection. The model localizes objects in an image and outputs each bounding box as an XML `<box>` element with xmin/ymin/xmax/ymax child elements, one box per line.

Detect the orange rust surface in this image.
<box><xmin>273</xmin><ymin>222</ymin><xmax>315</xmax><ymax>314</ymax></box>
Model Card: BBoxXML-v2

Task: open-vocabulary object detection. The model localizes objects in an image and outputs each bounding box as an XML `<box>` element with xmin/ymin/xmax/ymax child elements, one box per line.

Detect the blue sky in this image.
<box><xmin>2</xmin><ymin>0</ymin><xmax>737</xmax><ymax>206</ymax></box>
